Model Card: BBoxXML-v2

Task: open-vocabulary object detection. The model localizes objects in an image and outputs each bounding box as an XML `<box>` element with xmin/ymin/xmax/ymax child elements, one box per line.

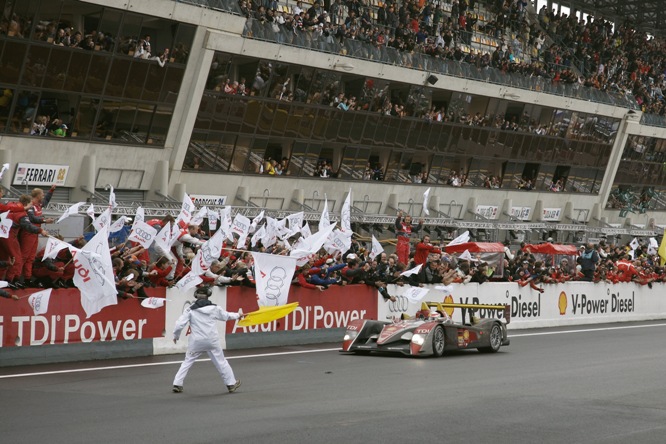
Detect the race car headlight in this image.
<box><xmin>343</xmin><ymin>331</ymin><xmax>358</xmax><ymax>341</ymax></box>
<box><xmin>411</xmin><ymin>334</ymin><xmax>425</xmax><ymax>346</ymax></box>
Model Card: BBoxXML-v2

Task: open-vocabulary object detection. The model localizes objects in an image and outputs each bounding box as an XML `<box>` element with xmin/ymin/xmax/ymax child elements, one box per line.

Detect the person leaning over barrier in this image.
<box><xmin>172</xmin><ymin>286</ymin><xmax>246</xmax><ymax>394</ymax></box>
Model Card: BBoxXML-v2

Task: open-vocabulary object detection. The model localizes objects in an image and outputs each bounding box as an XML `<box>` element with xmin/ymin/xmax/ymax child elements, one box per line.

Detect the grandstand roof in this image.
<box><xmin>564</xmin><ymin>0</ymin><xmax>665</xmax><ymax>38</ymax></box>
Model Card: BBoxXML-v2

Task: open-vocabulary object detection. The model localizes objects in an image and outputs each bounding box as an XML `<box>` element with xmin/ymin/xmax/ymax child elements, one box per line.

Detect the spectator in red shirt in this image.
<box><xmin>414</xmin><ymin>235</ymin><xmax>441</xmax><ymax>266</ymax></box>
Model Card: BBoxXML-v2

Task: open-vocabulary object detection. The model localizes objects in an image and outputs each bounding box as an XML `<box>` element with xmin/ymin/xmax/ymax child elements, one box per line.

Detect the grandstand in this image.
<box><xmin>2</xmin><ymin>0</ymin><xmax>666</xmax><ymax>246</ymax></box>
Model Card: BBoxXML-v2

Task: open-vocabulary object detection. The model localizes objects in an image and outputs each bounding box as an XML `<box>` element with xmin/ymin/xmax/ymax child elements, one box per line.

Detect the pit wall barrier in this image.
<box><xmin>151</xmin><ymin>281</ymin><xmax>666</xmax><ymax>355</ymax></box>
<box><xmin>0</xmin><ymin>287</ymin><xmax>166</xmax><ymax>366</ymax></box>
<box><xmin>382</xmin><ymin>282</ymin><xmax>666</xmax><ymax>328</ymax></box>
<box><xmin>1</xmin><ymin>283</ymin><xmax>665</xmax><ymax>366</ymax></box>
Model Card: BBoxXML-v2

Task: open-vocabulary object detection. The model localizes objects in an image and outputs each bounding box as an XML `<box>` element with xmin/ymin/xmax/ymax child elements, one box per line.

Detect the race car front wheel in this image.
<box><xmin>432</xmin><ymin>325</ymin><xmax>445</xmax><ymax>357</ymax></box>
<box><xmin>478</xmin><ymin>323</ymin><xmax>502</xmax><ymax>353</ymax></box>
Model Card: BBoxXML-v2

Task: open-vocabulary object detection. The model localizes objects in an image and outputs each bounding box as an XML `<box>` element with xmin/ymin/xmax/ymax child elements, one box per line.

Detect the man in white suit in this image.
<box><xmin>172</xmin><ymin>286</ymin><xmax>245</xmax><ymax>393</ymax></box>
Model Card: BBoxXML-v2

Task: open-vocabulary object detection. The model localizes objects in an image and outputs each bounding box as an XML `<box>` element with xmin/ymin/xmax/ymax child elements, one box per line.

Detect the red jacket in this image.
<box><xmin>414</xmin><ymin>242</ymin><xmax>441</xmax><ymax>265</ymax></box>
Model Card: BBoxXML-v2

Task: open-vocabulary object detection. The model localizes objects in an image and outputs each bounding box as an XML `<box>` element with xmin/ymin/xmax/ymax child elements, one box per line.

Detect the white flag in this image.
<box><xmin>319</xmin><ymin>196</ymin><xmax>331</xmax><ymax>231</ymax></box>
<box><xmin>324</xmin><ymin>228</ymin><xmax>352</xmax><ymax>255</ymax></box>
<box><xmin>0</xmin><ymin>211</ymin><xmax>12</xmax><ymax>239</ymax></box>
<box><xmin>423</xmin><ymin>187</ymin><xmax>431</xmax><ymax>216</ymax></box>
<box><xmin>400</xmin><ymin>263</ymin><xmax>423</xmax><ymax>277</ymax></box>
<box><xmin>109</xmin><ymin>216</ymin><xmax>128</xmax><ymax>233</ymax></box>
<box><xmin>86</xmin><ymin>203</ymin><xmax>95</xmax><ymax>219</ymax></box>
<box><xmin>300</xmin><ymin>223</ymin><xmax>311</xmax><ymax>238</ymax></box>
<box><xmin>629</xmin><ymin>237</ymin><xmax>639</xmax><ymax>252</ymax></box>
<box><xmin>92</xmin><ymin>208</ymin><xmax>112</xmax><ymax>232</ymax></box>
<box><xmin>250</xmin><ymin>210</ymin><xmax>265</xmax><ymax>233</ymax></box>
<box><xmin>208</xmin><ymin>208</ymin><xmax>219</xmax><ymax>230</ymax></box>
<box><xmin>73</xmin><ymin>225</ymin><xmax>117</xmax><ymax>318</ymax></box>
<box><xmin>28</xmin><ymin>289</ymin><xmax>52</xmax><ymax>315</ymax></box>
<box><xmin>290</xmin><ymin>223</ymin><xmax>336</xmax><ymax>259</ymax></box>
<box><xmin>220</xmin><ymin>206</ymin><xmax>234</xmax><ymax>241</ymax></box>
<box><xmin>190</xmin><ymin>250</ymin><xmax>210</xmax><ymax>276</ymax></box>
<box><xmin>57</xmin><ymin>202</ymin><xmax>85</xmax><ymax>223</ymax></box>
<box><xmin>0</xmin><ymin>163</ymin><xmax>9</xmax><ymax>180</ymax></box>
<box><xmin>108</xmin><ymin>185</ymin><xmax>117</xmax><ymax>209</ymax></box>
<box><xmin>286</xmin><ymin>212</ymin><xmax>304</xmax><ymax>236</ymax></box>
<box><xmin>252</xmin><ymin>252</ymin><xmax>298</xmax><ymax>306</ymax></box>
<box><xmin>232</xmin><ymin>214</ymin><xmax>251</xmax><ymax>248</ymax></box>
<box><xmin>155</xmin><ymin>222</ymin><xmax>171</xmax><ymax>255</ymax></box>
<box><xmin>341</xmin><ymin>190</ymin><xmax>352</xmax><ymax>233</ymax></box>
<box><xmin>402</xmin><ymin>286</ymin><xmax>430</xmax><ymax>303</ymax></box>
<box><xmin>262</xmin><ymin>217</ymin><xmax>279</xmax><ymax>248</ymax></box>
<box><xmin>231</xmin><ymin>214</ymin><xmax>251</xmax><ymax>238</ymax></box>
<box><xmin>134</xmin><ymin>207</ymin><xmax>145</xmax><ymax>225</ymax></box>
<box><xmin>141</xmin><ymin>297</ymin><xmax>166</xmax><ymax>309</ymax></box>
<box><xmin>42</xmin><ymin>237</ymin><xmax>70</xmax><ymax>260</ymax></box>
<box><xmin>448</xmin><ymin>230</ymin><xmax>470</xmax><ymax>247</ymax></box>
<box><xmin>251</xmin><ymin>225</ymin><xmax>266</xmax><ymax>247</ymax></box>
<box><xmin>648</xmin><ymin>237</ymin><xmax>659</xmax><ymax>256</ymax></box>
<box><xmin>191</xmin><ymin>206</ymin><xmax>208</xmax><ymax>227</ymax></box>
<box><xmin>458</xmin><ymin>249</ymin><xmax>477</xmax><ymax>262</ymax></box>
<box><xmin>198</xmin><ymin>227</ymin><xmax>226</xmax><ymax>271</ymax></box>
<box><xmin>175</xmin><ymin>270</ymin><xmax>203</xmax><ymax>292</ymax></box>
<box><xmin>128</xmin><ymin>220</ymin><xmax>158</xmax><ymax>249</ymax></box>
<box><xmin>175</xmin><ymin>193</ymin><xmax>195</xmax><ymax>226</ymax></box>
<box><xmin>369</xmin><ymin>235</ymin><xmax>384</xmax><ymax>260</ymax></box>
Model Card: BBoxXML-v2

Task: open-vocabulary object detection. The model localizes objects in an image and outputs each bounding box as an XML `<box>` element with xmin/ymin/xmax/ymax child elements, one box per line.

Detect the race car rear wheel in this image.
<box><xmin>478</xmin><ymin>323</ymin><xmax>502</xmax><ymax>353</ymax></box>
<box><xmin>432</xmin><ymin>325</ymin><xmax>445</xmax><ymax>357</ymax></box>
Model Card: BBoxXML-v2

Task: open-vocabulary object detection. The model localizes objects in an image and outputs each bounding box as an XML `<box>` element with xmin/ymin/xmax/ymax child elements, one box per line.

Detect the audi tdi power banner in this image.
<box><xmin>1</xmin><ymin>288</ymin><xmax>166</xmax><ymax>347</ymax></box>
<box><xmin>226</xmin><ymin>285</ymin><xmax>378</xmax><ymax>334</ymax></box>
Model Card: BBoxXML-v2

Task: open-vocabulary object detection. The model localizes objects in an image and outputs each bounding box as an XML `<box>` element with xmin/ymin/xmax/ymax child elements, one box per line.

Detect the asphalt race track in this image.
<box><xmin>2</xmin><ymin>321</ymin><xmax>666</xmax><ymax>444</ymax></box>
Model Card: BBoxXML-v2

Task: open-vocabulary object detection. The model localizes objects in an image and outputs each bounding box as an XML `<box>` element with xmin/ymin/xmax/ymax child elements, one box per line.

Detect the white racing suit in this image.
<box><xmin>173</xmin><ymin>301</ymin><xmax>241</xmax><ymax>387</ymax></box>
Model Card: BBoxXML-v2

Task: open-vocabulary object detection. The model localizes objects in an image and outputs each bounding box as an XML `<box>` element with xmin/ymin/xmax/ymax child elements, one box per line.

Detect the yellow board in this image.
<box><xmin>236</xmin><ymin>302</ymin><xmax>300</xmax><ymax>327</ymax></box>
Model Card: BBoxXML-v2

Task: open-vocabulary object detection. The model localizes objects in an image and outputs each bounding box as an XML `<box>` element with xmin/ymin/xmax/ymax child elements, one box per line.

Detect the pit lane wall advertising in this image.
<box><xmin>153</xmin><ymin>285</ymin><xmax>378</xmax><ymax>355</ymax></box>
<box><xmin>382</xmin><ymin>282</ymin><xmax>666</xmax><ymax>329</ymax></box>
<box><xmin>3</xmin><ymin>283</ymin><xmax>664</xmax><ymax>360</ymax></box>
<box><xmin>0</xmin><ymin>288</ymin><xmax>166</xmax><ymax>348</ymax></box>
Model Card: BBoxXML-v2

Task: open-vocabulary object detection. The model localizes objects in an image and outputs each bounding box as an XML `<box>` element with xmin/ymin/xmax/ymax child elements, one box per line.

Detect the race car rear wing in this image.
<box><xmin>422</xmin><ymin>301</ymin><xmax>511</xmax><ymax>325</ymax></box>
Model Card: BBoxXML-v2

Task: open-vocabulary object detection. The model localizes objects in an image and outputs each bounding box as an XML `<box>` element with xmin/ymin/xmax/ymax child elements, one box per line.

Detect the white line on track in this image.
<box><xmin>509</xmin><ymin>322</ymin><xmax>666</xmax><ymax>337</ymax></box>
<box><xmin>1</xmin><ymin>322</ymin><xmax>665</xmax><ymax>379</ymax></box>
<box><xmin>0</xmin><ymin>348</ymin><xmax>339</xmax><ymax>379</ymax></box>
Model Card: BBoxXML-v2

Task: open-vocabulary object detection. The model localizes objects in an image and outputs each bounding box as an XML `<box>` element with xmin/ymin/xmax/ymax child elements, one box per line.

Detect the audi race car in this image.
<box><xmin>342</xmin><ymin>301</ymin><xmax>510</xmax><ymax>357</ymax></box>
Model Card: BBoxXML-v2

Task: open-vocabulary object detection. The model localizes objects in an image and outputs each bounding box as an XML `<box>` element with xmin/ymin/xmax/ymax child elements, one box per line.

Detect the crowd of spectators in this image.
<box><xmin>2</xmin><ymin>192</ymin><xmax>664</xmax><ymax>302</ymax></box>
<box><xmin>1</xmin><ymin>11</ymin><xmax>188</xmax><ymax>63</ymax></box>
<box><xmin>238</xmin><ymin>0</ymin><xmax>666</xmax><ymax>119</ymax></box>
<box><xmin>536</xmin><ymin>7</ymin><xmax>666</xmax><ymax>117</ymax></box>
<box><xmin>214</xmin><ymin>61</ymin><xmax>580</xmax><ymax>140</ymax></box>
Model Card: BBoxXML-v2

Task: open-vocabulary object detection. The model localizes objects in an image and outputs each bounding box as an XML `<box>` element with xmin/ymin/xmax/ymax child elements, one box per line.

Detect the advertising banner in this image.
<box><xmin>541</xmin><ymin>208</ymin><xmax>562</xmax><ymax>221</ymax></box>
<box><xmin>190</xmin><ymin>194</ymin><xmax>227</xmax><ymax>206</ymax></box>
<box><xmin>475</xmin><ymin>205</ymin><xmax>499</xmax><ymax>219</ymax></box>
<box><xmin>383</xmin><ymin>282</ymin><xmax>666</xmax><ymax>329</ymax></box>
<box><xmin>13</xmin><ymin>163</ymin><xmax>69</xmax><ymax>186</ymax></box>
<box><xmin>0</xmin><ymin>288</ymin><xmax>166</xmax><ymax>347</ymax></box>
<box><xmin>226</xmin><ymin>285</ymin><xmax>378</xmax><ymax>334</ymax></box>
<box><xmin>510</xmin><ymin>206</ymin><xmax>532</xmax><ymax>221</ymax></box>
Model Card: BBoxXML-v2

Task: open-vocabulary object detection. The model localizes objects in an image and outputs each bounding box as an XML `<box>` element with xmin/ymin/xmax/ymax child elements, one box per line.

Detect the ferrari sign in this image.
<box><xmin>14</xmin><ymin>163</ymin><xmax>69</xmax><ymax>186</ymax></box>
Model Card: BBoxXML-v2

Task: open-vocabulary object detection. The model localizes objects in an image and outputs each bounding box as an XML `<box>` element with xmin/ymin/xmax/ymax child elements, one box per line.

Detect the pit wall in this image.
<box><xmin>1</xmin><ymin>283</ymin><xmax>664</xmax><ymax>366</ymax></box>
